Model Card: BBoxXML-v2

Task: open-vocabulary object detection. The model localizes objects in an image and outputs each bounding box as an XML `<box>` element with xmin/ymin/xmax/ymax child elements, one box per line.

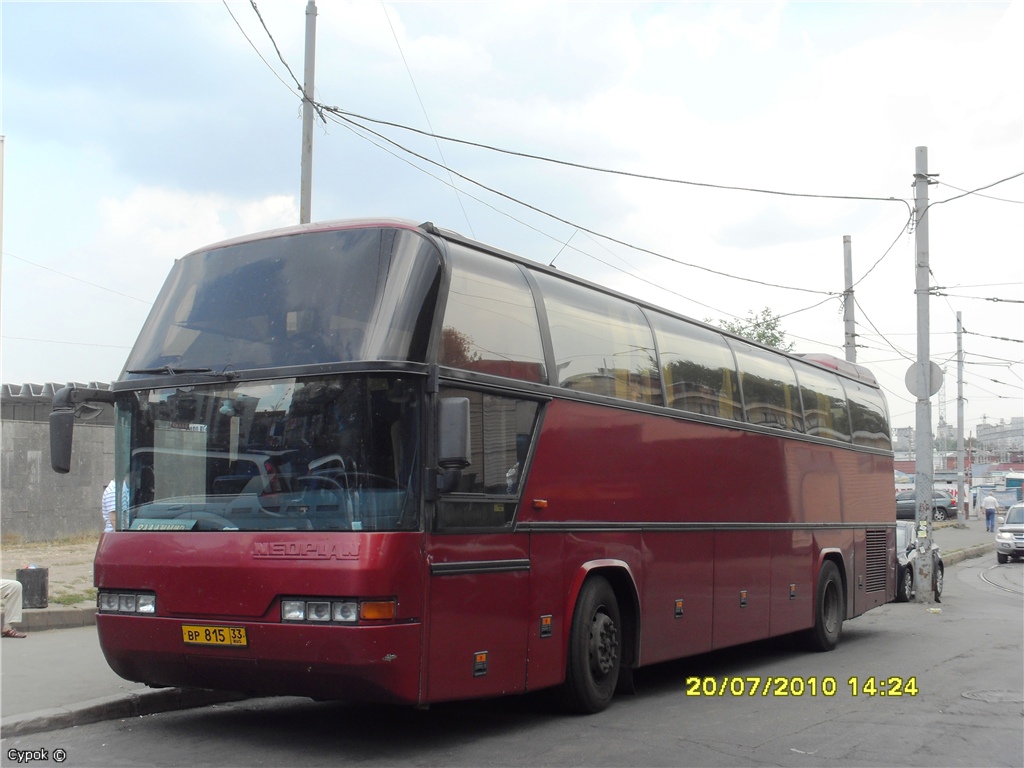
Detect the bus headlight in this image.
<box><xmin>98</xmin><ymin>591</ymin><xmax>157</xmax><ymax>615</ymax></box>
<box><xmin>333</xmin><ymin>602</ymin><xmax>358</xmax><ymax>622</ymax></box>
<box><xmin>306</xmin><ymin>601</ymin><xmax>332</xmax><ymax>622</ymax></box>
<box><xmin>281</xmin><ymin>598</ymin><xmax>392</xmax><ymax>624</ymax></box>
<box><xmin>281</xmin><ymin>600</ymin><xmax>307</xmax><ymax>621</ymax></box>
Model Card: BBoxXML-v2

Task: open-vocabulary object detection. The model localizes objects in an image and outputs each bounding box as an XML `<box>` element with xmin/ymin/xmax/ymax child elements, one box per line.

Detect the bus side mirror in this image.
<box><xmin>49</xmin><ymin>385</ymin><xmax>115</xmax><ymax>474</ymax></box>
<box><xmin>50</xmin><ymin>410</ymin><xmax>75</xmax><ymax>474</ymax></box>
<box><xmin>438</xmin><ymin>397</ymin><xmax>471</xmax><ymax>471</ymax></box>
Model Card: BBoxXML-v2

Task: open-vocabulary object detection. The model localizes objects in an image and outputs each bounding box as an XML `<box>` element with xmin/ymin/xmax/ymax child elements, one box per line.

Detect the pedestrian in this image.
<box><xmin>101</xmin><ymin>479</ymin><xmax>116</xmax><ymax>533</ymax></box>
<box><xmin>1</xmin><ymin>578</ymin><xmax>28</xmax><ymax>638</ymax></box>
<box><xmin>982</xmin><ymin>491</ymin><xmax>998</xmax><ymax>532</ymax></box>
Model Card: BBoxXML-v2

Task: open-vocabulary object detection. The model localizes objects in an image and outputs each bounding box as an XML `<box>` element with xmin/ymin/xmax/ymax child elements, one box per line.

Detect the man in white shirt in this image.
<box><xmin>982</xmin><ymin>492</ymin><xmax>998</xmax><ymax>532</ymax></box>
<box><xmin>101</xmin><ymin>479</ymin><xmax>116</xmax><ymax>533</ymax></box>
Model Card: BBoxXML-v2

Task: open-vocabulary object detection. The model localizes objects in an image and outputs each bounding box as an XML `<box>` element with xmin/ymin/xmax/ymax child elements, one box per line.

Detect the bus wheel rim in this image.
<box><xmin>589</xmin><ymin>612</ymin><xmax>618</xmax><ymax>678</ymax></box>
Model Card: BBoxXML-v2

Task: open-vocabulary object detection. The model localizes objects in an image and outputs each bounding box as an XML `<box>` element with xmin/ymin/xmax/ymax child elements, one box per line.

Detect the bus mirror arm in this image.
<box><xmin>49</xmin><ymin>385</ymin><xmax>116</xmax><ymax>474</ymax></box>
<box><xmin>436</xmin><ymin>469</ymin><xmax>462</xmax><ymax>494</ymax></box>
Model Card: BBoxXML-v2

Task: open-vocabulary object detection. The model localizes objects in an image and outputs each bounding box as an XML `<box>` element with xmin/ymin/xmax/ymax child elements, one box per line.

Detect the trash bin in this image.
<box><xmin>15</xmin><ymin>568</ymin><xmax>48</xmax><ymax>609</ymax></box>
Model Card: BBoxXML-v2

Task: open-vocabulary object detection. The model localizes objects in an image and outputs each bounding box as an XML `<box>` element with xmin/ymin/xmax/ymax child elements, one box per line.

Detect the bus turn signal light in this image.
<box><xmin>359</xmin><ymin>601</ymin><xmax>396</xmax><ymax>621</ymax></box>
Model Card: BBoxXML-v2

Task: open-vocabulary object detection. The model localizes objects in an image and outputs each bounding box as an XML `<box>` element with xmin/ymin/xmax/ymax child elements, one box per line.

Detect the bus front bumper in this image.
<box><xmin>96</xmin><ymin>614</ymin><xmax>423</xmax><ymax>705</ymax></box>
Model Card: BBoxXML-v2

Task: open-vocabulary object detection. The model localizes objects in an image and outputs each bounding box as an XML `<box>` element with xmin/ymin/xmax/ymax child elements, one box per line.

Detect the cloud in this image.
<box><xmin>0</xmin><ymin>186</ymin><xmax>299</xmax><ymax>386</ymax></box>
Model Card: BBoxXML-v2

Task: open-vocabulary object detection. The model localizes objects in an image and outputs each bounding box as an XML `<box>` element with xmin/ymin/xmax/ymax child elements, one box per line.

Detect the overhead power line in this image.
<box><xmin>327</xmin><ymin>107</ymin><xmax>914</xmax><ymax>209</ymax></box>
<box><xmin>964</xmin><ymin>329</ymin><xmax>1023</xmax><ymax>344</ymax></box>
<box><xmin>1</xmin><ymin>335</ymin><xmax>133</xmax><ymax>350</ymax></box>
<box><xmin>853</xmin><ymin>298</ymin><xmax>914</xmax><ymax>363</ymax></box>
<box><xmin>327</xmin><ymin>109</ymin><xmax>839</xmax><ymax>297</ymax></box>
<box><xmin>326</xmin><ymin>118</ymin><xmax>748</xmax><ymax>320</ymax></box>
<box><xmin>222</xmin><ymin>0</ymin><xmax>299</xmax><ymax>97</ymax></box>
<box><xmin>930</xmin><ymin>291</ymin><xmax>1024</xmax><ymax>305</ymax></box>
<box><xmin>936</xmin><ymin>179</ymin><xmax>1023</xmax><ymax>205</ymax></box>
<box><xmin>378</xmin><ymin>1</ymin><xmax>474</xmax><ymax>237</ymax></box>
<box><xmin>924</xmin><ymin>171</ymin><xmax>1024</xmax><ymax>215</ymax></box>
<box><xmin>6</xmin><ymin>252</ymin><xmax>152</xmax><ymax>304</ymax></box>
<box><xmin>248</xmin><ymin>0</ymin><xmax>303</xmax><ymax>94</ymax></box>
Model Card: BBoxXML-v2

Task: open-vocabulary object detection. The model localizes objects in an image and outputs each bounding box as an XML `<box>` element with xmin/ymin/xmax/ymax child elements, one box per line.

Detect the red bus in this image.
<box><xmin>51</xmin><ymin>218</ymin><xmax>895</xmax><ymax>713</ymax></box>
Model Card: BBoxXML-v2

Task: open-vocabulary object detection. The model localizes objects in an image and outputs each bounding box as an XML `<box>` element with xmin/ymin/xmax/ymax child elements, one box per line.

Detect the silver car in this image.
<box><xmin>995</xmin><ymin>503</ymin><xmax>1024</xmax><ymax>564</ymax></box>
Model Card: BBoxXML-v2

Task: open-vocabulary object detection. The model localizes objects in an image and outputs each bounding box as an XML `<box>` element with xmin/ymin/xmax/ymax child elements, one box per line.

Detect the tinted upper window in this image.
<box><xmin>651</xmin><ymin>315</ymin><xmax>741</xmax><ymax>420</ymax></box>
<box><xmin>124</xmin><ymin>227</ymin><xmax>443</xmax><ymax>375</ymax></box>
<box><xmin>534</xmin><ymin>272</ymin><xmax>661</xmax><ymax>405</ymax></box>
<box><xmin>438</xmin><ymin>244</ymin><xmax>546</xmax><ymax>383</ymax></box>
<box><xmin>729</xmin><ymin>339</ymin><xmax>803</xmax><ymax>431</ymax></box>
<box><xmin>795</xmin><ymin>362</ymin><xmax>851</xmax><ymax>442</ymax></box>
<box><xmin>845</xmin><ymin>378</ymin><xmax>892</xmax><ymax>449</ymax></box>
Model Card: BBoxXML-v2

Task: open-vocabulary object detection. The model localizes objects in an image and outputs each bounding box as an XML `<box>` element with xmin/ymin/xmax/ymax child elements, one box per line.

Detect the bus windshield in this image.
<box><xmin>114</xmin><ymin>374</ymin><xmax>421</xmax><ymax>532</ymax></box>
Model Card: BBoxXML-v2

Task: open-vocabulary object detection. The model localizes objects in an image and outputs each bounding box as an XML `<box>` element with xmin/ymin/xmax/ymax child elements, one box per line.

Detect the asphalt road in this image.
<box><xmin>3</xmin><ymin>556</ymin><xmax>1021</xmax><ymax>768</ymax></box>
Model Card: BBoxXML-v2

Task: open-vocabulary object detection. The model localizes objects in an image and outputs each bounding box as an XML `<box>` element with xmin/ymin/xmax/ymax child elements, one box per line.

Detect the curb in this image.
<box><xmin>15</xmin><ymin>606</ymin><xmax>97</xmax><ymax>632</ymax></box>
<box><xmin>0</xmin><ymin>688</ymin><xmax>249</xmax><ymax>738</ymax></box>
<box><xmin>941</xmin><ymin>541</ymin><xmax>995</xmax><ymax>566</ymax></box>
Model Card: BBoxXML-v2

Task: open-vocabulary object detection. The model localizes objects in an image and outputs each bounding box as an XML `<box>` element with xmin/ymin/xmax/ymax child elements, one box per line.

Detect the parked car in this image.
<box><xmin>995</xmin><ymin>503</ymin><xmax>1024</xmax><ymax>564</ymax></box>
<box><xmin>894</xmin><ymin>520</ymin><xmax>944</xmax><ymax>602</ymax></box>
<box><xmin>895</xmin><ymin>490</ymin><xmax>954</xmax><ymax>522</ymax></box>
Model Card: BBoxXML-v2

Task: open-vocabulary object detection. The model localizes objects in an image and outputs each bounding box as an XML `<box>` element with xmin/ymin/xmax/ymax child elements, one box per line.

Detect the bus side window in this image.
<box><xmin>728</xmin><ymin>339</ymin><xmax>803</xmax><ymax>431</ymax></box>
<box><xmin>846</xmin><ymin>379</ymin><xmax>892</xmax><ymax>450</ymax></box>
<box><xmin>794</xmin><ymin>363</ymin><xmax>851</xmax><ymax>443</ymax></box>
<box><xmin>651</xmin><ymin>314</ymin><xmax>741</xmax><ymax>420</ymax></box>
<box><xmin>439</xmin><ymin>244</ymin><xmax>547</xmax><ymax>383</ymax></box>
<box><xmin>436</xmin><ymin>388</ymin><xmax>540</xmax><ymax>530</ymax></box>
<box><xmin>534</xmin><ymin>272</ymin><xmax>661</xmax><ymax>406</ymax></box>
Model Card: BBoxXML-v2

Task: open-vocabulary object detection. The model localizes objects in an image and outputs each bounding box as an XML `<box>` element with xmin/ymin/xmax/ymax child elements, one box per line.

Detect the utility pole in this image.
<box><xmin>956</xmin><ymin>312</ymin><xmax>966</xmax><ymax>528</ymax></box>
<box><xmin>1</xmin><ymin>136</ymin><xmax>5</xmax><ymax>304</ymax></box>
<box><xmin>913</xmin><ymin>146</ymin><xmax>938</xmax><ymax>603</ymax></box>
<box><xmin>299</xmin><ymin>0</ymin><xmax>318</xmax><ymax>225</ymax></box>
<box><xmin>843</xmin><ymin>235</ymin><xmax>856</xmax><ymax>363</ymax></box>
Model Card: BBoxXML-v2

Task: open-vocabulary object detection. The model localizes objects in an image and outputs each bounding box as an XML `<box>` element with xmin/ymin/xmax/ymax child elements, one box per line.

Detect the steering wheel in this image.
<box><xmin>292</xmin><ymin>475</ymin><xmax>354</xmax><ymax>527</ymax></box>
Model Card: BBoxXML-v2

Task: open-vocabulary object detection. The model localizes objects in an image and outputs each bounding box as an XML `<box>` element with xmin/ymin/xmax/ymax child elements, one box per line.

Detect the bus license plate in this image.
<box><xmin>182</xmin><ymin>625</ymin><xmax>247</xmax><ymax>647</ymax></box>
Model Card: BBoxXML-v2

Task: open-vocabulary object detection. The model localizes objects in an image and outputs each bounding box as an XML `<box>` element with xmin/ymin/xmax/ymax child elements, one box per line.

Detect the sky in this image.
<box><xmin>1</xmin><ymin>0</ymin><xmax>1021</xmax><ymax>440</ymax></box>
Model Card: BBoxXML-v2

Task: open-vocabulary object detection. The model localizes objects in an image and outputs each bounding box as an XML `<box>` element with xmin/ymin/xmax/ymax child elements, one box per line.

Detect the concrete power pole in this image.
<box><xmin>299</xmin><ymin>0</ymin><xmax>318</xmax><ymax>225</ymax></box>
<box><xmin>956</xmin><ymin>312</ymin><xmax>966</xmax><ymax>528</ymax></box>
<box><xmin>1</xmin><ymin>136</ymin><xmax>5</xmax><ymax>305</ymax></box>
<box><xmin>843</xmin><ymin>235</ymin><xmax>856</xmax><ymax>363</ymax></box>
<box><xmin>913</xmin><ymin>146</ymin><xmax>938</xmax><ymax>603</ymax></box>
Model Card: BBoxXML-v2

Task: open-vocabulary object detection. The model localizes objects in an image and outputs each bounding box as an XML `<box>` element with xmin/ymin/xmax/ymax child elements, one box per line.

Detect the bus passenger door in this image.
<box><xmin>425</xmin><ymin>526</ymin><xmax>530</xmax><ymax>703</ymax></box>
<box><xmin>425</xmin><ymin>390</ymin><xmax>538</xmax><ymax>703</ymax></box>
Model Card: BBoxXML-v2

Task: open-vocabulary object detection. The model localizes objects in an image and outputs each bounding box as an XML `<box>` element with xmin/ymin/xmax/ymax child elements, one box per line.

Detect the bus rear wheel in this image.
<box><xmin>556</xmin><ymin>576</ymin><xmax>621</xmax><ymax>714</ymax></box>
<box><xmin>807</xmin><ymin>560</ymin><xmax>844</xmax><ymax>652</ymax></box>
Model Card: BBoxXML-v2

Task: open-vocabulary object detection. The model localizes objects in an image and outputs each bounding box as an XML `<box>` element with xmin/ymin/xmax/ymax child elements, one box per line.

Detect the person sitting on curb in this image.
<box><xmin>1</xmin><ymin>578</ymin><xmax>28</xmax><ymax>638</ymax></box>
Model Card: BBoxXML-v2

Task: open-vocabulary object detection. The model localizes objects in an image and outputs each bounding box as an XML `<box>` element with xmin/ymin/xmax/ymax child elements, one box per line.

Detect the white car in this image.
<box><xmin>995</xmin><ymin>503</ymin><xmax>1024</xmax><ymax>564</ymax></box>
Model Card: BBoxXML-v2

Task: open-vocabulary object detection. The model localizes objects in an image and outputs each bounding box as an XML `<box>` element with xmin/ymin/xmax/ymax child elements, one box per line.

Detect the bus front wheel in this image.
<box><xmin>557</xmin><ymin>576</ymin><xmax>621</xmax><ymax>714</ymax></box>
<box><xmin>807</xmin><ymin>560</ymin><xmax>844</xmax><ymax>652</ymax></box>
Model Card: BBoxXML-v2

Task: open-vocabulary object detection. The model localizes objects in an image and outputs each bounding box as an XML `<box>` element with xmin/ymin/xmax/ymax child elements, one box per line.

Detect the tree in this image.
<box><xmin>710</xmin><ymin>307</ymin><xmax>795</xmax><ymax>352</ymax></box>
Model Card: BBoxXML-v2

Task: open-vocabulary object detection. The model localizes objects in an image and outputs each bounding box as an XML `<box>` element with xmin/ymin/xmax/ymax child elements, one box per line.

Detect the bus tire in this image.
<box><xmin>807</xmin><ymin>560</ymin><xmax>844</xmax><ymax>652</ymax></box>
<box><xmin>556</xmin><ymin>576</ymin><xmax>621</xmax><ymax>714</ymax></box>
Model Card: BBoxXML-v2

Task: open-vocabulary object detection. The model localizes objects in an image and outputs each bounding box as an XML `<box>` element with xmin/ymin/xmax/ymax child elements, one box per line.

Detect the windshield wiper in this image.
<box><xmin>126</xmin><ymin>366</ymin><xmax>215</xmax><ymax>376</ymax></box>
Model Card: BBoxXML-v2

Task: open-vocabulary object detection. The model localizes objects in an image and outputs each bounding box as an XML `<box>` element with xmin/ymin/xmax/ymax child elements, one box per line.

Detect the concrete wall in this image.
<box><xmin>1</xmin><ymin>419</ymin><xmax>114</xmax><ymax>543</ymax></box>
